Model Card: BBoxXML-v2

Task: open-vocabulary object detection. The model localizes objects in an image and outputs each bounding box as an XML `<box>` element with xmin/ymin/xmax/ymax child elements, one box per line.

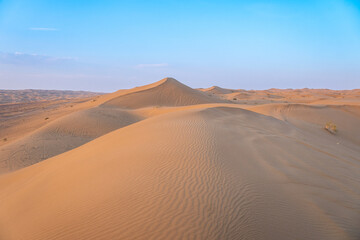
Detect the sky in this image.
<box><xmin>0</xmin><ymin>0</ymin><xmax>359</xmax><ymax>92</ymax></box>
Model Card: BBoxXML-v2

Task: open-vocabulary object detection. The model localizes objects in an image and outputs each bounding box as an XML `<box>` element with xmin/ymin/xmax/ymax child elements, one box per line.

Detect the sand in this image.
<box><xmin>102</xmin><ymin>78</ymin><xmax>227</xmax><ymax>108</ymax></box>
<box><xmin>0</xmin><ymin>89</ymin><xmax>100</xmax><ymax>104</ymax></box>
<box><xmin>0</xmin><ymin>78</ymin><xmax>359</xmax><ymax>239</ymax></box>
<box><xmin>200</xmin><ymin>86</ymin><xmax>360</xmax><ymax>106</ymax></box>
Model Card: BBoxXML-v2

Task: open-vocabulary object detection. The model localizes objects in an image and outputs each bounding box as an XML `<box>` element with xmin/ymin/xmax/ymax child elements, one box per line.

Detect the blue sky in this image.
<box><xmin>0</xmin><ymin>0</ymin><xmax>359</xmax><ymax>91</ymax></box>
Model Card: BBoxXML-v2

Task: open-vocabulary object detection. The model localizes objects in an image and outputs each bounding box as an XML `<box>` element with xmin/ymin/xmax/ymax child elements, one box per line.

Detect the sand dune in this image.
<box><xmin>0</xmin><ymin>93</ymin><xmax>104</xmax><ymax>148</ymax></box>
<box><xmin>0</xmin><ymin>77</ymin><xmax>225</xmax><ymax>172</ymax></box>
<box><xmin>201</xmin><ymin>86</ymin><xmax>235</xmax><ymax>94</ymax></box>
<box><xmin>200</xmin><ymin>87</ymin><xmax>360</xmax><ymax>105</ymax></box>
<box><xmin>0</xmin><ymin>105</ymin><xmax>359</xmax><ymax>239</ymax></box>
<box><xmin>102</xmin><ymin>78</ymin><xmax>227</xmax><ymax>108</ymax></box>
<box><xmin>0</xmin><ymin>106</ymin><xmax>143</xmax><ymax>173</ymax></box>
<box><xmin>0</xmin><ymin>79</ymin><xmax>359</xmax><ymax>240</ymax></box>
<box><xmin>247</xmin><ymin>104</ymin><xmax>360</xmax><ymax>146</ymax></box>
<box><xmin>0</xmin><ymin>89</ymin><xmax>101</xmax><ymax>104</ymax></box>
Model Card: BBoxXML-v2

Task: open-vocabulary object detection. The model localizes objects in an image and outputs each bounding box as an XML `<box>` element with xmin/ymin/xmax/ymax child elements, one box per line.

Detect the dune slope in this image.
<box><xmin>1</xmin><ymin>78</ymin><xmax>227</xmax><ymax>173</ymax></box>
<box><xmin>0</xmin><ymin>78</ymin><xmax>227</xmax><ymax>173</ymax></box>
<box><xmin>247</xmin><ymin>104</ymin><xmax>360</xmax><ymax>147</ymax></box>
<box><xmin>0</xmin><ymin>106</ymin><xmax>359</xmax><ymax>240</ymax></box>
<box><xmin>0</xmin><ymin>107</ymin><xmax>143</xmax><ymax>173</ymax></box>
<box><xmin>201</xmin><ymin>86</ymin><xmax>234</xmax><ymax>94</ymax></box>
<box><xmin>102</xmin><ymin>78</ymin><xmax>226</xmax><ymax>109</ymax></box>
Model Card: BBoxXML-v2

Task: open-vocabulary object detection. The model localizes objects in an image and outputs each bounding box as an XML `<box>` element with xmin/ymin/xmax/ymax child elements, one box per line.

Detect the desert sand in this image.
<box><xmin>0</xmin><ymin>78</ymin><xmax>359</xmax><ymax>239</ymax></box>
<box><xmin>0</xmin><ymin>89</ymin><xmax>100</xmax><ymax>104</ymax></box>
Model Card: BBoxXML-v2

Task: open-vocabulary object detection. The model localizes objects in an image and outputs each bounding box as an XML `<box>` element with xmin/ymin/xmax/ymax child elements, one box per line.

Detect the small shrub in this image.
<box><xmin>325</xmin><ymin>122</ymin><xmax>337</xmax><ymax>134</ymax></box>
<box><xmin>3</xmin><ymin>138</ymin><xmax>7</xmax><ymax>142</ymax></box>
<box><xmin>233</xmin><ymin>98</ymin><xmax>237</xmax><ymax>100</ymax></box>
<box><xmin>45</xmin><ymin>117</ymin><xmax>49</xmax><ymax>120</ymax></box>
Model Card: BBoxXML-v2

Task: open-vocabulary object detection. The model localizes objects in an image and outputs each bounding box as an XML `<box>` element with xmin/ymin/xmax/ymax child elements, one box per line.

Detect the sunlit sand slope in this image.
<box><xmin>0</xmin><ymin>106</ymin><xmax>359</xmax><ymax>240</ymax></box>
<box><xmin>0</xmin><ymin>78</ymin><xmax>228</xmax><ymax>173</ymax></box>
<box><xmin>247</xmin><ymin>104</ymin><xmax>360</xmax><ymax>146</ymax></box>
<box><xmin>102</xmin><ymin>77</ymin><xmax>226</xmax><ymax>108</ymax></box>
<box><xmin>0</xmin><ymin>107</ymin><xmax>142</xmax><ymax>173</ymax></box>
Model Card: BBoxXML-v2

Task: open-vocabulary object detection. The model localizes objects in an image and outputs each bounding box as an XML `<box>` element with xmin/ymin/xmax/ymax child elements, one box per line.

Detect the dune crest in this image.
<box><xmin>201</xmin><ymin>86</ymin><xmax>234</xmax><ymax>94</ymax></box>
<box><xmin>0</xmin><ymin>105</ymin><xmax>359</xmax><ymax>239</ymax></box>
<box><xmin>0</xmin><ymin>78</ymin><xmax>225</xmax><ymax>173</ymax></box>
<box><xmin>101</xmin><ymin>77</ymin><xmax>227</xmax><ymax>108</ymax></box>
<box><xmin>0</xmin><ymin>78</ymin><xmax>359</xmax><ymax>240</ymax></box>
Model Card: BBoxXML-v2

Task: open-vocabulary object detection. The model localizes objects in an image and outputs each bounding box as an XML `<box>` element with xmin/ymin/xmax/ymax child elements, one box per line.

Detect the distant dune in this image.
<box><xmin>102</xmin><ymin>78</ymin><xmax>227</xmax><ymax>108</ymax></box>
<box><xmin>0</xmin><ymin>78</ymin><xmax>359</xmax><ymax>240</ymax></box>
<box><xmin>0</xmin><ymin>89</ymin><xmax>101</xmax><ymax>104</ymax></box>
<box><xmin>201</xmin><ymin>86</ymin><xmax>235</xmax><ymax>94</ymax></box>
<box><xmin>200</xmin><ymin>86</ymin><xmax>360</xmax><ymax>105</ymax></box>
<box><xmin>0</xmin><ymin>78</ymin><xmax>225</xmax><ymax>173</ymax></box>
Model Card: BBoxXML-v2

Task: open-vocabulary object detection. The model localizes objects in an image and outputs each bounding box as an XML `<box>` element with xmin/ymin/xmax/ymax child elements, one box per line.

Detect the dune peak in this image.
<box><xmin>101</xmin><ymin>78</ymin><xmax>227</xmax><ymax>109</ymax></box>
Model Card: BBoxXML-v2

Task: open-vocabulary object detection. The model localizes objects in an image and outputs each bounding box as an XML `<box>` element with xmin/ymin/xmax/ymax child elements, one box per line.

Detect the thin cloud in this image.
<box><xmin>29</xmin><ymin>27</ymin><xmax>58</xmax><ymax>31</ymax></box>
<box><xmin>135</xmin><ymin>63</ymin><xmax>169</xmax><ymax>69</ymax></box>
<box><xmin>0</xmin><ymin>52</ymin><xmax>76</xmax><ymax>65</ymax></box>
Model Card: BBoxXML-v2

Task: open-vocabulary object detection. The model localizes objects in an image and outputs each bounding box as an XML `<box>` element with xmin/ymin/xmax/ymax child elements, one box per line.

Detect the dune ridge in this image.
<box><xmin>0</xmin><ymin>107</ymin><xmax>143</xmax><ymax>173</ymax></box>
<box><xmin>0</xmin><ymin>79</ymin><xmax>359</xmax><ymax>240</ymax></box>
<box><xmin>102</xmin><ymin>78</ymin><xmax>227</xmax><ymax>108</ymax></box>
<box><xmin>0</xmin><ymin>78</ymin><xmax>226</xmax><ymax>173</ymax></box>
<box><xmin>0</xmin><ymin>105</ymin><xmax>360</xmax><ymax>239</ymax></box>
<box><xmin>200</xmin><ymin>86</ymin><xmax>360</xmax><ymax>105</ymax></box>
<box><xmin>201</xmin><ymin>86</ymin><xmax>235</xmax><ymax>94</ymax></box>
